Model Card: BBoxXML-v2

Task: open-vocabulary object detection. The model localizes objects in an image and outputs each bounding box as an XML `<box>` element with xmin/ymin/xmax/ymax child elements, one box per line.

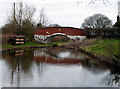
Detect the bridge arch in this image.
<box><xmin>45</xmin><ymin>33</ymin><xmax>69</xmax><ymax>43</ymax></box>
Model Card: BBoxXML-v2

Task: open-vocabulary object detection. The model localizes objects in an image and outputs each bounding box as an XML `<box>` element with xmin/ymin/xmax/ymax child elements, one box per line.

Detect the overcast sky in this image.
<box><xmin>0</xmin><ymin>0</ymin><xmax>118</xmax><ymax>28</ymax></box>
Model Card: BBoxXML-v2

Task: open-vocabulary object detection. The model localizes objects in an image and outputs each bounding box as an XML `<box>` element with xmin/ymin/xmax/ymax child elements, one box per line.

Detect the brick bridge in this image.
<box><xmin>34</xmin><ymin>27</ymin><xmax>86</xmax><ymax>43</ymax></box>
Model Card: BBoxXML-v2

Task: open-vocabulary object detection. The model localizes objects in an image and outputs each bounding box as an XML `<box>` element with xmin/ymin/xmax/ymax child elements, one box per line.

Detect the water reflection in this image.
<box><xmin>34</xmin><ymin>47</ymin><xmax>86</xmax><ymax>64</ymax></box>
<box><xmin>2</xmin><ymin>47</ymin><xmax>120</xmax><ymax>87</ymax></box>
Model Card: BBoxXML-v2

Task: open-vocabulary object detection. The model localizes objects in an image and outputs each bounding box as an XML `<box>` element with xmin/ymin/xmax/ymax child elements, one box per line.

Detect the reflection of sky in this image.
<box><xmin>2</xmin><ymin>59</ymin><xmax>118</xmax><ymax>87</ymax></box>
<box><xmin>31</xmin><ymin>64</ymin><xmax>108</xmax><ymax>87</ymax></box>
<box><xmin>58</xmin><ymin>52</ymin><xmax>71</xmax><ymax>59</ymax></box>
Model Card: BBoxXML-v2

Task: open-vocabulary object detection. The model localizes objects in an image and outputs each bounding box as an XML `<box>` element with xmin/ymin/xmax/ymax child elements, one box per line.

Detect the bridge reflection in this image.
<box><xmin>34</xmin><ymin>56</ymin><xmax>84</xmax><ymax>64</ymax></box>
<box><xmin>34</xmin><ymin>47</ymin><xmax>86</xmax><ymax>64</ymax></box>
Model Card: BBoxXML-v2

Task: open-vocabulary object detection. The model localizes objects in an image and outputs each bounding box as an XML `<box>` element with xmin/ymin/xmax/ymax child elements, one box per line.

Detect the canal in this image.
<box><xmin>1</xmin><ymin>47</ymin><xmax>120</xmax><ymax>87</ymax></box>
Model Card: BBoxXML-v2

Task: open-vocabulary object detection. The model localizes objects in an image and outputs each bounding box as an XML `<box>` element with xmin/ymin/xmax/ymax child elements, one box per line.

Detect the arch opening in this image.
<box><xmin>45</xmin><ymin>33</ymin><xmax>70</xmax><ymax>43</ymax></box>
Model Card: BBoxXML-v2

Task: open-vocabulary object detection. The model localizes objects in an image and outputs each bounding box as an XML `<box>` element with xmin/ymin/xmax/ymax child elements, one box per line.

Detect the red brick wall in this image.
<box><xmin>34</xmin><ymin>27</ymin><xmax>85</xmax><ymax>36</ymax></box>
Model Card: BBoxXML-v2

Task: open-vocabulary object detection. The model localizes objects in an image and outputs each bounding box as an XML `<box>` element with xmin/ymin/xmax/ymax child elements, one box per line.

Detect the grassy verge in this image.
<box><xmin>1</xmin><ymin>42</ymin><xmax>49</xmax><ymax>50</ymax></box>
<box><xmin>49</xmin><ymin>41</ymin><xmax>68</xmax><ymax>46</ymax></box>
<box><xmin>82</xmin><ymin>39</ymin><xmax>120</xmax><ymax>59</ymax></box>
<box><xmin>1</xmin><ymin>41</ymin><xmax>68</xmax><ymax>50</ymax></box>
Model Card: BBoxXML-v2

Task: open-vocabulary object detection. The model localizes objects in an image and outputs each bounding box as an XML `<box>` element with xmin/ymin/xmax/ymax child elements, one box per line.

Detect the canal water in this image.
<box><xmin>1</xmin><ymin>47</ymin><xmax>120</xmax><ymax>87</ymax></box>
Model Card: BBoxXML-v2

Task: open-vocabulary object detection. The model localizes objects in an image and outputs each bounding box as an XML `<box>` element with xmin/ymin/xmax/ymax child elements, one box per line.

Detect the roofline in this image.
<box><xmin>36</xmin><ymin>26</ymin><xmax>84</xmax><ymax>30</ymax></box>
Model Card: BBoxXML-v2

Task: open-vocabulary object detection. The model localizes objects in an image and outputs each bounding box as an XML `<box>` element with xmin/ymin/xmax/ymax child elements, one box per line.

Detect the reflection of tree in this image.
<box><xmin>107</xmin><ymin>69</ymin><xmax>120</xmax><ymax>86</ymax></box>
<box><xmin>81</xmin><ymin>58</ymin><xmax>107</xmax><ymax>74</ymax></box>
<box><xmin>17</xmin><ymin>56</ymin><xmax>20</xmax><ymax>87</ymax></box>
<box><xmin>82</xmin><ymin>58</ymin><xmax>120</xmax><ymax>86</ymax></box>
<box><xmin>2</xmin><ymin>49</ymin><xmax>34</xmax><ymax>86</ymax></box>
<box><xmin>36</xmin><ymin>62</ymin><xmax>45</xmax><ymax>77</ymax></box>
<box><xmin>102</xmin><ymin>73</ymin><xmax>120</xmax><ymax>86</ymax></box>
<box><xmin>20</xmin><ymin>50</ymin><xmax>34</xmax><ymax>72</ymax></box>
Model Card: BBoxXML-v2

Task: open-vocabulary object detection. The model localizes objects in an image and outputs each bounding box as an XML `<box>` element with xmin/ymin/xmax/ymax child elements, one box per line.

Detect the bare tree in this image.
<box><xmin>89</xmin><ymin>0</ymin><xmax>111</xmax><ymax>5</ymax></box>
<box><xmin>24</xmin><ymin>4</ymin><xmax>36</xmax><ymax>22</ymax></box>
<box><xmin>37</xmin><ymin>8</ymin><xmax>49</xmax><ymax>27</ymax></box>
<box><xmin>8</xmin><ymin>1</ymin><xmax>36</xmax><ymax>34</ymax></box>
<box><xmin>81</xmin><ymin>14</ymin><xmax>112</xmax><ymax>29</ymax></box>
<box><xmin>77</xmin><ymin>0</ymin><xmax>111</xmax><ymax>5</ymax></box>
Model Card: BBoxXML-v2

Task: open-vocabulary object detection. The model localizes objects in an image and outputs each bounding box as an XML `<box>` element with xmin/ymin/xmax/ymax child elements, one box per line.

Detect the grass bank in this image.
<box><xmin>1</xmin><ymin>41</ymin><xmax>68</xmax><ymax>50</ymax></box>
<box><xmin>82</xmin><ymin>39</ymin><xmax>120</xmax><ymax>60</ymax></box>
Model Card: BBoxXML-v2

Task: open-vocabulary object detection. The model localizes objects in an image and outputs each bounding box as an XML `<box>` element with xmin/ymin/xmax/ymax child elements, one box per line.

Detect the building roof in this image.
<box><xmin>34</xmin><ymin>27</ymin><xmax>85</xmax><ymax>36</ymax></box>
